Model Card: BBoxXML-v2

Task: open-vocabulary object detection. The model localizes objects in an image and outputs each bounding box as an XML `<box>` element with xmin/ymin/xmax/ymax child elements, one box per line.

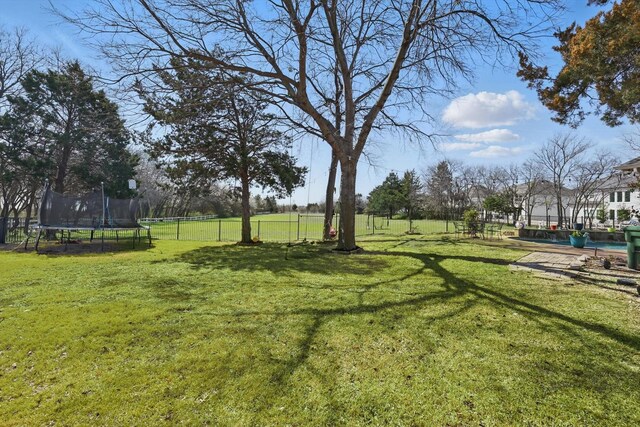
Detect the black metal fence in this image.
<box><xmin>1</xmin><ymin>213</ymin><xmax>462</xmax><ymax>245</ymax></box>
<box><xmin>137</xmin><ymin>213</ymin><xmax>457</xmax><ymax>242</ymax></box>
<box><xmin>0</xmin><ymin>217</ymin><xmax>33</xmax><ymax>244</ymax></box>
<box><xmin>0</xmin><ymin>217</ymin><xmax>146</xmax><ymax>246</ymax></box>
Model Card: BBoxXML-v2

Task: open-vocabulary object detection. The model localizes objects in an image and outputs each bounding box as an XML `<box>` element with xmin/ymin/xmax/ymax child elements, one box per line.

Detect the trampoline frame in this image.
<box><xmin>25</xmin><ymin>181</ymin><xmax>152</xmax><ymax>252</ymax></box>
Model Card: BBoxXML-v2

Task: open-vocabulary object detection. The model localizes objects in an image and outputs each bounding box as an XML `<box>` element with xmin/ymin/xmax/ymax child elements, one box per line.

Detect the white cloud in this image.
<box><xmin>454</xmin><ymin>128</ymin><xmax>520</xmax><ymax>143</ymax></box>
<box><xmin>440</xmin><ymin>142</ymin><xmax>483</xmax><ymax>151</ymax></box>
<box><xmin>469</xmin><ymin>145</ymin><xmax>524</xmax><ymax>158</ymax></box>
<box><xmin>443</xmin><ymin>90</ymin><xmax>536</xmax><ymax>129</ymax></box>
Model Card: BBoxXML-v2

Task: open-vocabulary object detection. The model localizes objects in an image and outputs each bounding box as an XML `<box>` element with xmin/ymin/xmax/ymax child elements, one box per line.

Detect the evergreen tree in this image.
<box><xmin>2</xmin><ymin>61</ymin><xmax>137</xmax><ymax>198</ymax></box>
<box><xmin>425</xmin><ymin>161</ymin><xmax>455</xmax><ymax>219</ymax></box>
<box><xmin>519</xmin><ymin>0</ymin><xmax>640</xmax><ymax>127</ymax></box>
<box><xmin>401</xmin><ymin>170</ymin><xmax>424</xmax><ymax>221</ymax></box>
<box><xmin>367</xmin><ymin>172</ymin><xmax>405</xmax><ymax>218</ymax></box>
<box><xmin>139</xmin><ymin>58</ymin><xmax>306</xmax><ymax>243</ymax></box>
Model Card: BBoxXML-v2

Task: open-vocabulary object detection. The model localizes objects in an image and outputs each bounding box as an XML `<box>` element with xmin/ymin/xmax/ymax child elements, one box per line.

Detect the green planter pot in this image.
<box><xmin>569</xmin><ymin>235</ymin><xmax>587</xmax><ymax>248</ymax></box>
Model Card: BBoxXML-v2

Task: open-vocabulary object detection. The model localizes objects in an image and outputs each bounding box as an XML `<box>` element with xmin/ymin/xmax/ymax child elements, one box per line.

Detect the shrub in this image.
<box><xmin>618</xmin><ymin>208</ymin><xmax>631</xmax><ymax>221</ymax></box>
<box><xmin>463</xmin><ymin>209</ymin><xmax>480</xmax><ymax>234</ymax></box>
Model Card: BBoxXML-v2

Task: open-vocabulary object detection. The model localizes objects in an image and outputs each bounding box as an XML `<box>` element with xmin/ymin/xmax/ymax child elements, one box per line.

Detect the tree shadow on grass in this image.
<box><xmin>390</xmin><ymin>251</ymin><xmax>640</xmax><ymax>351</ymax></box>
<box><xmin>143</xmin><ymin>277</ymin><xmax>206</xmax><ymax>303</ymax></box>
<box><xmin>165</xmin><ymin>238</ymin><xmax>640</xmax><ymax>402</ymax></box>
<box><xmin>22</xmin><ymin>238</ymin><xmax>153</xmax><ymax>257</ymax></box>
<box><xmin>217</xmin><ymin>248</ymin><xmax>640</xmax><ymax>387</ymax></box>
<box><xmin>175</xmin><ymin>243</ymin><xmax>389</xmax><ymax>276</ymax></box>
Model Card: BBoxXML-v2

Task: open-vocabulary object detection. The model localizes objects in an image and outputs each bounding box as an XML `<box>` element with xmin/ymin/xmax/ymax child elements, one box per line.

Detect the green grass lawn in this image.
<box><xmin>142</xmin><ymin>213</ymin><xmax>450</xmax><ymax>242</ymax></box>
<box><xmin>1</xmin><ymin>236</ymin><xmax>639</xmax><ymax>425</ymax></box>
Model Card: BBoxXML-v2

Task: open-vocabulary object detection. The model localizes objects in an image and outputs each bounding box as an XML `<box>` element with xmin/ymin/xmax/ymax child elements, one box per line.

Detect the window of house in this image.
<box><xmin>610</xmin><ymin>192</ymin><xmax>615</xmax><ymax>202</ymax></box>
<box><xmin>610</xmin><ymin>209</ymin><xmax>615</xmax><ymax>221</ymax></box>
<box><xmin>625</xmin><ymin>191</ymin><xmax>631</xmax><ymax>202</ymax></box>
<box><xmin>617</xmin><ymin>191</ymin><xmax>623</xmax><ymax>202</ymax></box>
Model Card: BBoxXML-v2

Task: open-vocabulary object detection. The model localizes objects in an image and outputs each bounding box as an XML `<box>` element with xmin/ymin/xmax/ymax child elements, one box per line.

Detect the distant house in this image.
<box><xmin>607</xmin><ymin>157</ymin><xmax>640</xmax><ymax>223</ymax></box>
<box><xmin>614</xmin><ymin>156</ymin><xmax>640</xmax><ymax>174</ymax></box>
<box><xmin>571</xmin><ymin>158</ymin><xmax>639</xmax><ymax>227</ymax></box>
<box><xmin>577</xmin><ymin>173</ymin><xmax>633</xmax><ymax>226</ymax></box>
<box><xmin>516</xmin><ymin>181</ymin><xmax>574</xmax><ymax>227</ymax></box>
<box><xmin>486</xmin><ymin>157</ymin><xmax>640</xmax><ymax>228</ymax></box>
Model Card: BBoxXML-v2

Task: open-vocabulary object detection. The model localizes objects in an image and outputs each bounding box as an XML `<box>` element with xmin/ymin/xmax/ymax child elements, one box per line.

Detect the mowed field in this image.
<box><xmin>1</xmin><ymin>235</ymin><xmax>639</xmax><ymax>425</ymax></box>
<box><xmin>1</xmin><ymin>214</ymin><xmax>452</xmax><ymax>246</ymax></box>
<box><xmin>142</xmin><ymin>213</ymin><xmax>451</xmax><ymax>242</ymax></box>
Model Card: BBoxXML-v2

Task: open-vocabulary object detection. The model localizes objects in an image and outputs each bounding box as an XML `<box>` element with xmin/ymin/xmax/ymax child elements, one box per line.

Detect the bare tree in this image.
<box><xmin>465</xmin><ymin>165</ymin><xmax>503</xmax><ymax>212</ymax></box>
<box><xmin>534</xmin><ymin>133</ymin><xmax>589</xmax><ymax>228</ymax></box>
<box><xmin>569</xmin><ymin>153</ymin><xmax>618</xmax><ymax>226</ymax></box>
<box><xmin>0</xmin><ymin>26</ymin><xmax>42</xmax><ymax>221</ymax></box>
<box><xmin>623</xmin><ymin>127</ymin><xmax>640</xmax><ymax>152</ymax></box>
<box><xmin>519</xmin><ymin>159</ymin><xmax>544</xmax><ymax>226</ymax></box>
<box><xmin>493</xmin><ymin>164</ymin><xmax>522</xmax><ymax>223</ymax></box>
<box><xmin>0</xmin><ymin>26</ymin><xmax>42</xmax><ymax>110</ymax></box>
<box><xmin>61</xmin><ymin>0</ymin><xmax>562</xmax><ymax>249</ymax></box>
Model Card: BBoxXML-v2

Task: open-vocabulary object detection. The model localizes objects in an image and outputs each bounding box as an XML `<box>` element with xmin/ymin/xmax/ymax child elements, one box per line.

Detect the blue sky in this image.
<box><xmin>2</xmin><ymin>0</ymin><xmax>636</xmax><ymax>205</ymax></box>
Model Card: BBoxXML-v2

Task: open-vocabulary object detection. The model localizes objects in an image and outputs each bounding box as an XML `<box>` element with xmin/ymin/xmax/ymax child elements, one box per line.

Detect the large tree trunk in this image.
<box><xmin>323</xmin><ymin>149</ymin><xmax>339</xmax><ymax>240</ymax></box>
<box><xmin>571</xmin><ymin>203</ymin><xmax>579</xmax><ymax>224</ymax></box>
<box><xmin>0</xmin><ymin>198</ymin><xmax>8</xmax><ymax>218</ymax></box>
<box><xmin>23</xmin><ymin>188</ymin><xmax>37</xmax><ymax>234</ymax></box>
<box><xmin>337</xmin><ymin>157</ymin><xmax>357</xmax><ymax>251</ymax></box>
<box><xmin>556</xmin><ymin>197</ymin><xmax>563</xmax><ymax>228</ymax></box>
<box><xmin>240</xmin><ymin>173</ymin><xmax>252</xmax><ymax>243</ymax></box>
<box><xmin>54</xmin><ymin>124</ymin><xmax>73</xmax><ymax>194</ymax></box>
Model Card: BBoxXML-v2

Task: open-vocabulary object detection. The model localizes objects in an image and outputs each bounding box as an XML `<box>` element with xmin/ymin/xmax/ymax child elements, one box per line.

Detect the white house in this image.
<box><xmin>563</xmin><ymin>157</ymin><xmax>639</xmax><ymax>227</ymax></box>
<box><xmin>516</xmin><ymin>181</ymin><xmax>575</xmax><ymax>227</ymax></box>
<box><xmin>514</xmin><ymin>156</ymin><xmax>640</xmax><ymax>227</ymax></box>
<box><xmin>608</xmin><ymin>157</ymin><xmax>640</xmax><ymax>222</ymax></box>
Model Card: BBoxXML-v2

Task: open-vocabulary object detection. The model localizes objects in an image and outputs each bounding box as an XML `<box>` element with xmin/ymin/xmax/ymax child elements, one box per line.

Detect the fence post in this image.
<box><xmin>176</xmin><ymin>218</ymin><xmax>180</xmax><ymax>240</ymax></box>
<box><xmin>445</xmin><ymin>211</ymin><xmax>449</xmax><ymax>233</ymax></box>
<box><xmin>0</xmin><ymin>217</ymin><xmax>6</xmax><ymax>244</ymax></box>
<box><xmin>257</xmin><ymin>220</ymin><xmax>261</xmax><ymax>238</ymax></box>
<box><xmin>218</xmin><ymin>219</ymin><xmax>222</xmax><ymax>241</ymax></box>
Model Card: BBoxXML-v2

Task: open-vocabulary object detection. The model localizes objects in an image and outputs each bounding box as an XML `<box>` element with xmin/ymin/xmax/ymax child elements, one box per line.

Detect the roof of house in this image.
<box><xmin>614</xmin><ymin>156</ymin><xmax>640</xmax><ymax>171</ymax></box>
<box><xmin>515</xmin><ymin>180</ymin><xmax>570</xmax><ymax>196</ymax></box>
<box><xmin>593</xmin><ymin>172</ymin><xmax>637</xmax><ymax>191</ymax></box>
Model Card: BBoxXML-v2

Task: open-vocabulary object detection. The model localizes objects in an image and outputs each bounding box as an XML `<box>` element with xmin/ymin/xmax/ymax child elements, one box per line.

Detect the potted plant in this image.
<box><xmin>569</xmin><ymin>229</ymin><xmax>588</xmax><ymax>248</ymax></box>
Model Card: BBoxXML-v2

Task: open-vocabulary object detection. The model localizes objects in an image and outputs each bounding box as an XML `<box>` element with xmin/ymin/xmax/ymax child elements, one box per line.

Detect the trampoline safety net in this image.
<box><xmin>39</xmin><ymin>185</ymin><xmax>141</xmax><ymax>229</ymax></box>
<box><xmin>105</xmin><ymin>197</ymin><xmax>140</xmax><ymax>228</ymax></box>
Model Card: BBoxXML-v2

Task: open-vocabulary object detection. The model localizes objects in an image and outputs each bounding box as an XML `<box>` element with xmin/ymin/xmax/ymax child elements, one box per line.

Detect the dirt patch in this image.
<box><xmin>11</xmin><ymin>239</ymin><xmax>151</xmax><ymax>255</ymax></box>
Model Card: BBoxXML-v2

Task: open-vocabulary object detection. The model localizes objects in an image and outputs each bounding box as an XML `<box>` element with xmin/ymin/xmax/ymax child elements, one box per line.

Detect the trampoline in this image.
<box><xmin>26</xmin><ymin>182</ymin><xmax>151</xmax><ymax>251</ymax></box>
